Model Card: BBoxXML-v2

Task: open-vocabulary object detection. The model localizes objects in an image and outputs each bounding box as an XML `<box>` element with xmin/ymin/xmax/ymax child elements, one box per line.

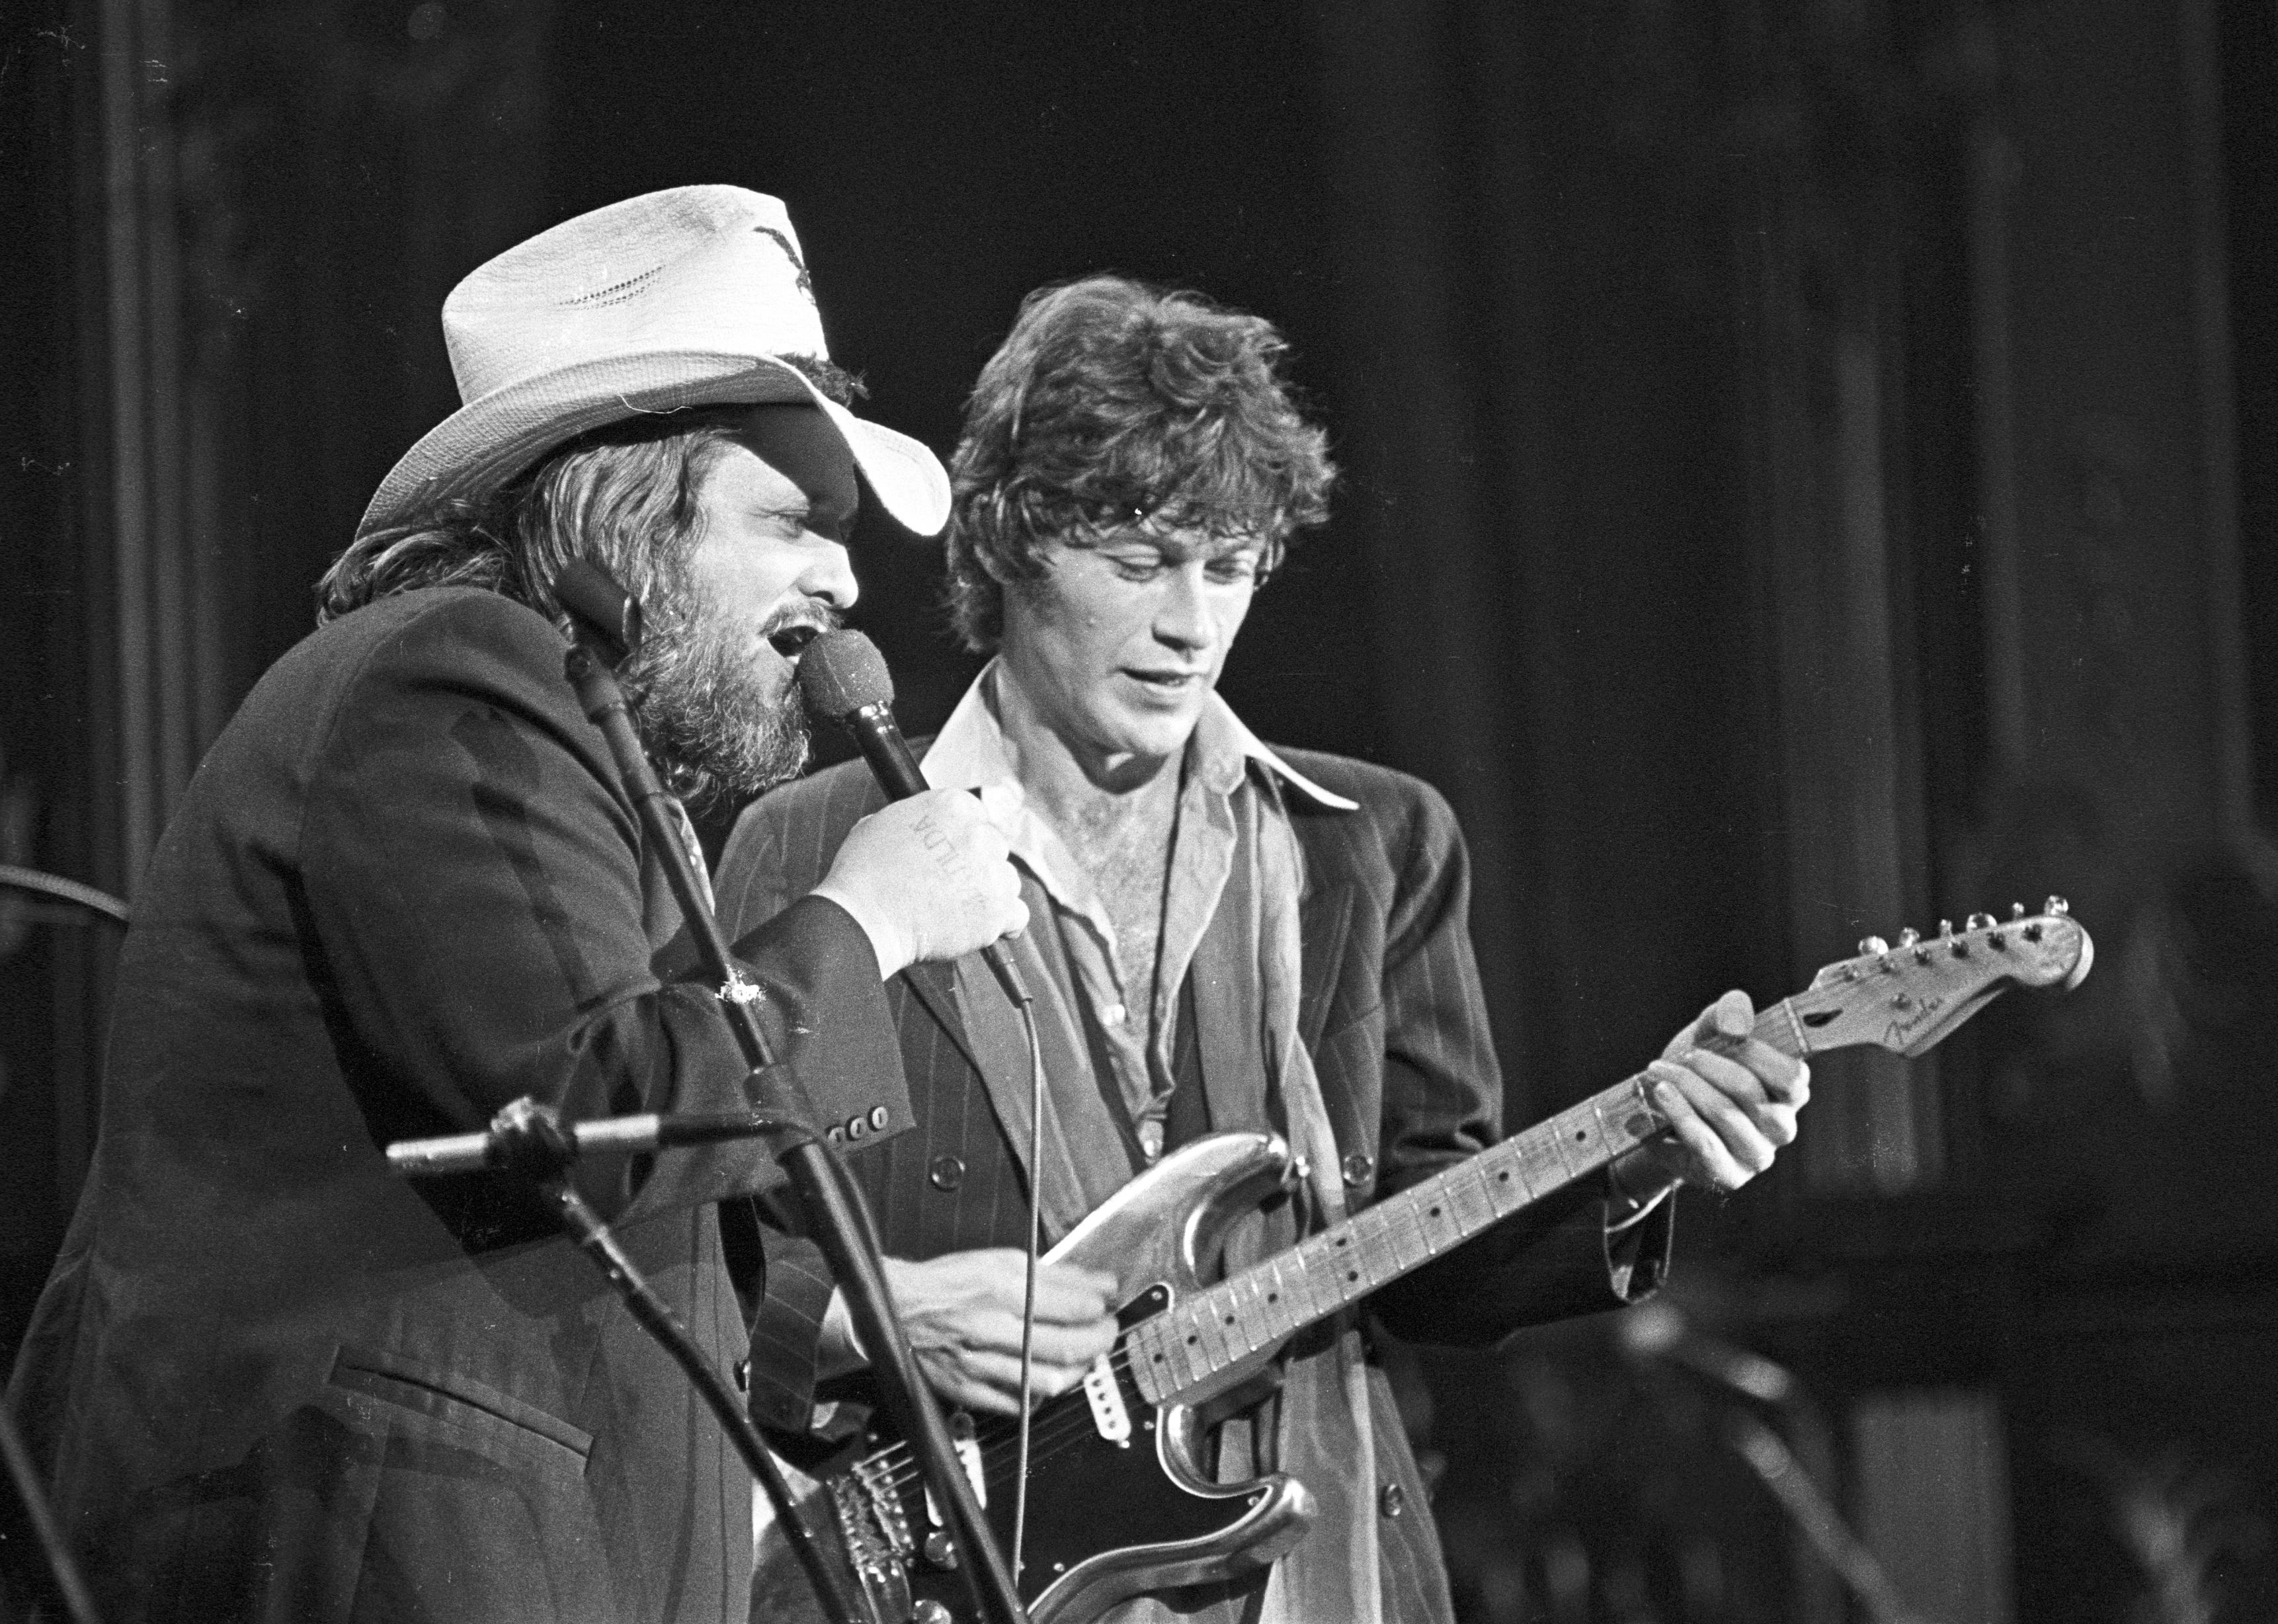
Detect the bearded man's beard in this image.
<box><xmin>625</xmin><ymin>579</ymin><xmax>818</xmax><ymax>812</ymax></box>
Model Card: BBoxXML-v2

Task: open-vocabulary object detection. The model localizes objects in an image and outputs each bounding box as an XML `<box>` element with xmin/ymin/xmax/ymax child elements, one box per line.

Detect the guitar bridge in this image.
<box><xmin>850</xmin><ymin>1451</ymin><xmax>916</xmax><ymax>1559</ymax></box>
<box><xmin>829</xmin><ymin>1465</ymin><xmax>915</xmax><ymax>1624</ymax></box>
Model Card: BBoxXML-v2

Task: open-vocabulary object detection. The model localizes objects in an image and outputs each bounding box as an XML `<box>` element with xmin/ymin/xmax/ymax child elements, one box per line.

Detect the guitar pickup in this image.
<box><xmin>1082</xmin><ymin>1355</ymin><xmax>1132</xmax><ymax>1446</ymax></box>
<box><xmin>926</xmin><ymin>1411</ymin><xmax>989</xmax><ymax>1526</ymax></box>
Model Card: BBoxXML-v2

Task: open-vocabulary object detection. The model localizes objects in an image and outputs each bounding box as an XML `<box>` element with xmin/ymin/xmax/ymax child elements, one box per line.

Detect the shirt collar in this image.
<box><xmin>922</xmin><ymin>658</ymin><xmax>1359</xmax><ymax>813</ymax></box>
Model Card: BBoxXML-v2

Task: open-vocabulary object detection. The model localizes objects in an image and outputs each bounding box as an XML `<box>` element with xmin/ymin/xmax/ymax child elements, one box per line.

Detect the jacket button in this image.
<box><xmin>1379</xmin><ymin>1482</ymin><xmax>1405</xmax><ymax>1519</ymax></box>
<box><xmin>869</xmin><ymin>1106</ymin><xmax>891</xmax><ymax>1131</ymax></box>
<box><xmin>928</xmin><ymin>1156</ymin><xmax>965</xmax><ymax>1192</ymax></box>
<box><xmin>1342</xmin><ymin>1153</ymin><xmax>1375</xmax><ymax>1189</ymax></box>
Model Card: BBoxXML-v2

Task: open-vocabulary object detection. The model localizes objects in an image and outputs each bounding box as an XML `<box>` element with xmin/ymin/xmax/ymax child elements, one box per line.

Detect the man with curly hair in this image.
<box><xmin>718</xmin><ymin>276</ymin><xmax>1808</xmax><ymax>1622</ymax></box>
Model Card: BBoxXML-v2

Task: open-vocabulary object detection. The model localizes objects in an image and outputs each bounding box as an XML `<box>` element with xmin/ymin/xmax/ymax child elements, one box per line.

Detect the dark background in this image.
<box><xmin>4</xmin><ymin>2</ymin><xmax>2275</xmax><ymax>1619</ymax></box>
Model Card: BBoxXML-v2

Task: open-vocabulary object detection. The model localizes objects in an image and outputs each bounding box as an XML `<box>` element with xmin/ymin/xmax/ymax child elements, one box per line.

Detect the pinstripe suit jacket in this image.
<box><xmin>715</xmin><ymin>744</ymin><xmax>1672</xmax><ymax>1620</ymax></box>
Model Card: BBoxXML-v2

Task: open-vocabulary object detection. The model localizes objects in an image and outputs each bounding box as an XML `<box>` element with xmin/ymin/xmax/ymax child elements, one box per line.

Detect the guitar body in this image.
<box><xmin>840</xmin><ymin>1131</ymin><xmax>1319</xmax><ymax>1624</ymax></box>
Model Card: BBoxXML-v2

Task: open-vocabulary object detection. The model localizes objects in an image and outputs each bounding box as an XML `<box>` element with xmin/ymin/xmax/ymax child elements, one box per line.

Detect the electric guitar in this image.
<box><xmin>772</xmin><ymin>901</ymin><xmax>2092</xmax><ymax>1624</ymax></box>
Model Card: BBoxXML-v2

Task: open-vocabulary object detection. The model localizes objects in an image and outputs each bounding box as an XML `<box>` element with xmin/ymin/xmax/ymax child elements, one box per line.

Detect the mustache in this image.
<box><xmin>762</xmin><ymin>596</ymin><xmax>845</xmax><ymax>659</ymax></box>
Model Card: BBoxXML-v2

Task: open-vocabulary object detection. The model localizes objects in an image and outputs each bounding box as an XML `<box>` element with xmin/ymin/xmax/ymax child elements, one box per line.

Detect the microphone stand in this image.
<box><xmin>551</xmin><ymin>561</ymin><xmax>1029</xmax><ymax>1624</ymax></box>
<box><xmin>1625</xmin><ymin>1306</ymin><xmax>1930</xmax><ymax>1624</ymax></box>
<box><xmin>449</xmin><ymin>1098</ymin><xmax>862</xmax><ymax>1623</ymax></box>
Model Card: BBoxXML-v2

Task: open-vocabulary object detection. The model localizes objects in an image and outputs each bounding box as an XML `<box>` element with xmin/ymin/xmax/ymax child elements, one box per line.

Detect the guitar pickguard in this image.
<box><xmin>819</xmin><ymin>1133</ymin><xmax>1316</xmax><ymax>1624</ymax></box>
<box><xmin>897</xmin><ymin>1278</ymin><xmax>1316</xmax><ymax>1624</ymax></box>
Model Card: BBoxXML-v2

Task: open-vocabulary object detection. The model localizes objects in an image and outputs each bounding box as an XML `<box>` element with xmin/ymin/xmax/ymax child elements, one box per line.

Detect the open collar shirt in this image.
<box><xmin>920</xmin><ymin>660</ymin><xmax>1356</xmax><ymax>1170</ymax></box>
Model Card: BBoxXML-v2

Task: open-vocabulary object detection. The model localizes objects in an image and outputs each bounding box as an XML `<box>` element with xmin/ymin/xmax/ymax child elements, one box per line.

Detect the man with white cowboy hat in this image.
<box><xmin>5</xmin><ymin>186</ymin><xmax>1024</xmax><ymax>1624</ymax></box>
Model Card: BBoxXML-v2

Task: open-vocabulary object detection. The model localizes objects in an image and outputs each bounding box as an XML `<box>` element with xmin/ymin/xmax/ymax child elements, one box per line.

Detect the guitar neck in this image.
<box><xmin>1121</xmin><ymin>999</ymin><xmax>1812</xmax><ymax>1406</ymax></box>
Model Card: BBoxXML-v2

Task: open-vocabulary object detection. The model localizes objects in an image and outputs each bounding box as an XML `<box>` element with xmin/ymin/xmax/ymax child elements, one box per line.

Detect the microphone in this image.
<box><xmin>1618</xmin><ymin>1299</ymin><xmax>1797</xmax><ymax>1406</ymax></box>
<box><xmin>797</xmin><ymin>631</ymin><xmax>1031</xmax><ymax>1006</ymax></box>
<box><xmin>387</xmin><ymin>1104</ymin><xmax>793</xmax><ymax>1178</ymax></box>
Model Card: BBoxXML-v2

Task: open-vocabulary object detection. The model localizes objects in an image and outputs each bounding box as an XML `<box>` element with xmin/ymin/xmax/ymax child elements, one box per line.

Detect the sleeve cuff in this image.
<box><xmin>807</xmin><ymin>882</ymin><xmax>908</xmax><ymax>981</ymax></box>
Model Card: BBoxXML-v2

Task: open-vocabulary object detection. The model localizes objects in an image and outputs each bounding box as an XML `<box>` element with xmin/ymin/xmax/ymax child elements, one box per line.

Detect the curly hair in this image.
<box><xmin>944</xmin><ymin>276</ymin><xmax>1336</xmax><ymax>652</ymax></box>
<box><xmin>316</xmin><ymin>353</ymin><xmax>865</xmax><ymax>627</ymax></box>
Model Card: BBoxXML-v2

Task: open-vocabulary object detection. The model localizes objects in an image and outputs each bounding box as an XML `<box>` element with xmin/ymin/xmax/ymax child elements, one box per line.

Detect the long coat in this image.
<box><xmin>716</xmin><ymin>745</ymin><xmax>1671</xmax><ymax>1621</ymax></box>
<box><xmin>5</xmin><ymin>589</ymin><xmax>911</xmax><ymax>1624</ymax></box>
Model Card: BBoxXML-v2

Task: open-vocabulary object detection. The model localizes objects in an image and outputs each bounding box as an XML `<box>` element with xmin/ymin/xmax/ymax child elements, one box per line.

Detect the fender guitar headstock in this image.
<box><xmin>1784</xmin><ymin>898</ymin><xmax>2094</xmax><ymax>1058</ymax></box>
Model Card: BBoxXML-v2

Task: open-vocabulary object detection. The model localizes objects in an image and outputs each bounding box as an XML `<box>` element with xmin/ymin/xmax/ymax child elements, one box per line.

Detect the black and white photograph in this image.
<box><xmin>1</xmin><ymin>3</ymin><xmax>2271</xmax><ymax>1621</ymax></box>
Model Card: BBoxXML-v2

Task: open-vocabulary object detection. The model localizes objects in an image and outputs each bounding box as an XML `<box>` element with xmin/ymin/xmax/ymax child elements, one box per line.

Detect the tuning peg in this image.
<box><xmin>1859</xmin><ymin>935</ymin><xmax>1890</xmax><ymax>956</ymax></box>
<box><xmin>1966</xmin><ymin>911</ymin><xmax>1997</xmax><ymax>931</ymax></box>
<box><xmin>1897</xmin><ymin>926</ymin><xmax>1920</xmax><ymax>946</ymax></box>
<box><xmin>2047</xmin><ymin>895</ymin><xmax>2070</xmax><ymax>916</ymax></box>
<box><xmin>1938</xmin><ymin>919</ymin><xmax>1955</xmax><ymax>940</ymax></box>
<box><xmin>2010</xmin><ymin>902</ymin><xmax>2025</xmax><ymax>920</ymax></box>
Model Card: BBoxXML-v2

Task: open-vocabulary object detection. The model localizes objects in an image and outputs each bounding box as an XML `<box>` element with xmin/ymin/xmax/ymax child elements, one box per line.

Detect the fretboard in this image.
<box><xmin>1120</xmin><ymin>999</ymin><xmax>1807</xmax><ymax>1405</ymax></box>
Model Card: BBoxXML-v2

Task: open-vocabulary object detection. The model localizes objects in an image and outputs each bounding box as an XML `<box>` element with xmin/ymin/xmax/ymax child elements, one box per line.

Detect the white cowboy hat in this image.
<box><xmin>354</xmin><ymin>185</ymin><xmax>949</xmax><ymax>541</ymax></box>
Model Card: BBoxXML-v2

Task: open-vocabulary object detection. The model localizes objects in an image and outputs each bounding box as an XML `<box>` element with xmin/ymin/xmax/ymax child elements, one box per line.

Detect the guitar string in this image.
<box><xmin>864</xmin><ymin>1212</ymin><xmax>1450</xmax><ymax>1508</ymax></box>
<box><xmin>852</xmin><ymin>984</ymin><xmax>1967</xmax><ymax>1512</ymax></box>
<box><xmin>862</xmin><ymin>1279</ymin><xmax>1320</xmax><ymax>1506</ymax></box>
<box><xmin>860</xmin><ymin>1199</ymin><xmax>1486</xmax><ymax>1506</ymax></box>
<box><xmin>865</xmin><ymin>1227</ymin><xmax>1396</xmax><ymax>1494</ymax></box>
<box><xmin>858</xmin><ymin>1072</ymin><xmax>1718</xmax><ymax>1508</ymax></box>
<box><xmin>858</xmin><ymin>1145</ymin><xmax>1621</xmax><ymax>1504</ymax></box>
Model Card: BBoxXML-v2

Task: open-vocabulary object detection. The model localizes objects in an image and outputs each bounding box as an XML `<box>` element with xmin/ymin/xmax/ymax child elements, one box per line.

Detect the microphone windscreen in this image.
<box><xmin>797</xmin><ymin>629</ymin><xmax>895</xmax><ymax>721</ymax></box>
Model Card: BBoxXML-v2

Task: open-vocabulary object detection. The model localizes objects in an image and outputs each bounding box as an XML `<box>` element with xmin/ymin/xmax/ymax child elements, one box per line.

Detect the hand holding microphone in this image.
<box><xmin>816</xmin><ymin>793</ymin><xmax>1027</xmax><ymax>977</ymax></box>
<box><xmin>799</xmin><ymin>631</ymin><xmax>1029</xmax><ymax>983</ymax></box>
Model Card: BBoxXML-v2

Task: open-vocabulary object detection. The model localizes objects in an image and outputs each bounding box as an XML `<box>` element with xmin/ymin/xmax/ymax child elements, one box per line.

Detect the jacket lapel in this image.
<box><xmin>1297</xmin><ymin>880</ymin><xmax>1354</xmax><ymax>1054</ymax></box>
<box><xmin>913</xmin><ymin>952</ymin><xmax>1059</xmax><ymax>1209</ymax></box>
<box><xmin>1184</xmin><ymin>827</ymin><xmax>1262</xmax><ymax>1137</ymax></box>
<box><xmin>948</xmin><ymin>957</ymin><xmax>1044</xmax><ymax>1179</ymax></box>
<box><xmin>899</xmin><ymin>960</ymin><xmax>983</xmax><ymax>1082</ymax></box>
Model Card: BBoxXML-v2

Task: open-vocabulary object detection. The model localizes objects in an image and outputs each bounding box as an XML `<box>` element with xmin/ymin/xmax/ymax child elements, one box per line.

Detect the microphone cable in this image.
<box><xmin>795</xmin><ymin>627</ymin><xmax>1051</xmax><ymax>1585</ymax></box>
<box><xmin>1011</xmin><ymin>986</ymin><xmax>1045</xmax><ymax>1586</ymax></box>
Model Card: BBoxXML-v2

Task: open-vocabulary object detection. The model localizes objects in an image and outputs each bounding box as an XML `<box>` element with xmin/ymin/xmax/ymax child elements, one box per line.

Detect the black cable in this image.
<box><xmin>0</xmin><ymin>866</ymin><xmax>129</xmax><ymax>926</ymax></box>
<box><xmin>1011</xmin><ymin>990</ymin><xmax>1045</xmax><ymax>1584</ymax></box>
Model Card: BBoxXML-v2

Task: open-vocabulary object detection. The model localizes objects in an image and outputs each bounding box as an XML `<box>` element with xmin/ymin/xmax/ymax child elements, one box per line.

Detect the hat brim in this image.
<box><xmin>355</xmin><ymin>350</ymin><xmax>950</xmax><ymax>541</ymax></box>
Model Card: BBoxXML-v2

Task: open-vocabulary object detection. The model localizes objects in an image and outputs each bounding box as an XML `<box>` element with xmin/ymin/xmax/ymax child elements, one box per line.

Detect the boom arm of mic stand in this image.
<box><xmin>558</xmin><ymin>628</ymin><xmax>1030</xmax><ymax>1624</ymax></box>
